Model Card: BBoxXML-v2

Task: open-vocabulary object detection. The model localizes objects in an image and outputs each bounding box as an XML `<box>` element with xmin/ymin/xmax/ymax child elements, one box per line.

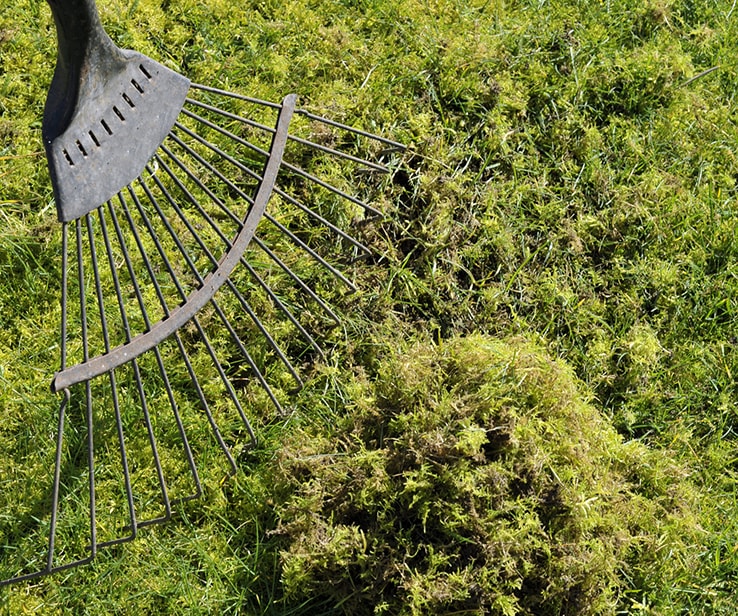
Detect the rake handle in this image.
<box><xmin>44</xmin><ymin>0</ymin><xmax>120</xmax><ymax>141</ymax></box>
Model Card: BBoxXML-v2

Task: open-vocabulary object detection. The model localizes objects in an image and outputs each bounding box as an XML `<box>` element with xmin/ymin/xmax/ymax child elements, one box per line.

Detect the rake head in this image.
<box><xmin>0</xmin><ymin>0</ymin><xmax>403</xmax><ymax>586</ymax></box>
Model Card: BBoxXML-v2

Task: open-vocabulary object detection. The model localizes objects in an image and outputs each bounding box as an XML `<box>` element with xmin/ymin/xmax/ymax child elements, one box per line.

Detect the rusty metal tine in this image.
<box><xmin>139</xmin><ymin>170</ymin><xmax>258</xmax><ymax>446</ymax></box>
<box><xmin>174</xmin><ymin>331</ymin><xmax>238</xmax><ymax>472</ymax></box>
<box><xmin>150</xmin><ymin>148</ymin><xmax>320</xmax><ymax>376</ymax></box>
<box><xmin>138</xmin><ymin>170</ymin><xmax>204</xmax><ymax>293</ymax></box>
<box><xmin>147</xmin><ymin>155</ymin><xmax>218</xmax><ymax>272</ymax></box>
<box><xmin>192</xmin><ymin>314</ymin><xmax>258</xmax><ymax>447</ymax></box>
<box><xmin>129</xmin><ymin>164</ymin><xmax>283</xmax><ymax>421</ymax></box>
<box><xmin>225</xmin><ymin>279</ymin><xmax>304</xmax><ymax>388</ymax></box>
<box><xmin>155</xmin><ymin>146</ymin><xmax>246</xmax><ymax>245</ymax></box>
<box><xmin>44</xmin><ymin>223</ymin><xmax>71</xmax><ymax>574</ymax></box>
<box><xmin>170</xmin><ymin>124</ymin><xmax>367</xmax><ymax>284</ymax></box>
<box><xmin>263</xmin><ymin>212</ymin><xmax>357</xmax><ymax>291</ymax></box>
<box><xmin>295</xmin><ymin>109</ymin><xmax>406</xmax><ymax>151</ymax></box>
<box><xmin>251</xmin><ymin>235</ymin><xmax>342</xmax><ymax>325</ymax></box>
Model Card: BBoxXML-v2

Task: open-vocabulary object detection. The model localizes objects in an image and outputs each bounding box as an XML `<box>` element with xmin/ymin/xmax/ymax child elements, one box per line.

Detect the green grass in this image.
<box><xmin>2</xmin><ymin>0</ymin><xmax>738</xmax><ymax>613</ymax></box>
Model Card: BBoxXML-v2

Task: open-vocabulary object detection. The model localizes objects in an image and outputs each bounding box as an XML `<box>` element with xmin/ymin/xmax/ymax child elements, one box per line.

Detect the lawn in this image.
<box><xmin>1</xmin><ymin>0</ymin><xmax>737</xmax><ymax>614</ymax></box>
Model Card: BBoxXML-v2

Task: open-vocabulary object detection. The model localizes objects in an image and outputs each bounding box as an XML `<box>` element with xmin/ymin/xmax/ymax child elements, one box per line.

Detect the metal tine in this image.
<box><xmin>147</xmin><ymin>154</ymin><xmax>287</xmax><ymax>417</ymax></box>
<box><xmin>150</xmin><ymin>145</ymin><xmax>303</xmax><ymax>387</ymax></box>
<box><xmin>190</xmin><ymin>83</ymin><xmax>283</xmax><ymax>109</ymax></box>
<box><xmin>135</xmin><ymin>175</ymin><xmax>239</xmax><ymax>470</ymax></box>
<box><xmin>271</xmin><ymin>189</ymin><xmax>371</xmax><ymax>261</ymax></box>
<box><xmin>159</xmin><ymin>144</ymin><xmax>344</xmax><ymax>312</ymax></box>
<box><xmin>163</xmin><ymin>138</ymin><xmax>371</xmax><ymax>267</ymax></box>
<box><xmin>176</xmin><ymin>112</ymin><xmax>384</xmax><ymax>217</ymax></box>
<box><xmin>192</xmin><ymin>313</ymin><xmax>260</xmax><ymax>445</ymax></box>
<box><xmin>85</xmin><ymin>212</ymin><xmax>138</xmax><ymax>546</ymax></box>
<box><xmin>165</xmin><ymin>131</ymin><xmax>372</xmax><ymax>257</ymax></box>
<box><xmin>141</xmin><ymin>166</ymin><xmax>208</xmax><ymax>288</ymax></box>
<box><xmin>161</xmin><ymin>139</ymin><xmax>365</xmax><ymax>316</ymax></box>
<box><xmin>43</xmin><ymin>224</ymin><xmax>72</xmax><ymax>577</ymax></box>
<box><xmin>177</xmin><ymin>330</ymin><xmax>240</xmax><ymax>471</ymax></box>
<box><xmin>153</xmin><ymin>148</ymin><xmax>345</xmax><ymax>352</ymax></box>
<box><xmin>251</xmin><ymin>235</ymin><xmax>342</xmax><ymax>325</ymax></box>
<box><xmin>162</xmin><ymin>135</ymin><xmax>354</xmax><ymax>312</ymax></box>
<box><xmin>155</xmin><ymin>146</ymin><xmax>244</xmax><ymax>249</ymax></box>
<box><xmin>184</xmin><ymin>97</ymin><xmax>390</xmax><ymax>173</ymax></box>
<box><xmin>210</xmin><ymin>296</ymin><xmax>286</xmax><ymax>414</ymax></box>
<box><xmin>295</xmin><ymin>108</ymin><xmax>406</xmax><ymax>151</ymax></box>
<box><xmin>143</xmin><ymin>160</ymin><xmax>326</xmax><ymax>359</ymax></box>
<box><xmin>125</xmin><ymin>185</ymin><xmax>265</xmax><ymax>458</ymax></box>
<box><xmin>223</xmin><ymin>278</ymin><xmax>304</xmax><ymax>388</ymax></box>
<box><xmin>238</xmin><ymin>256</ymin><xmax>326</xmax><ymax>361</ymax></box>
<box><xmin>61</xmin><ymin>223</ymin><xmax>69</xmax><ymax>372</ymax></box>
<box><xmin>105</xmin><ymin>199</ymin><xmax>172</xmax><ymax>526</ymax></box>
<box><xmin>189</xmin><ymin>82</ymin><xmax>406</xmax><ymax>151</ymax></box>
<box><xmin>110</xmin><ymin>191</ymin><xmax>204</xmax><ymax>504</ymax></box>
<box><xmin>168</xmin><ymin>124</ymin><xmax>364</xmax><ymax>291</ymax></box>
<box><xmin>261</xmin><ymin>213</ymin><xmax>358</xmax><ymax>292</ymax></box>
<box><xmin>44</xmin><ymin>389</ymin><xmax>71</xmax><ymax>576</ymax></box>
<box><xmin>138</xmin><ymin>169</ymin><xmax>259</xmax><ymax>447</ymax></box>
<box><xmin>76</xmin><ymin>218</ymin><xmax>98</xmax><ymax>560</ymax></box>
<box><xmin>150</xmin><ymin>154</ymin><xmax>229</xmax><ymax>261</ymax></box>
<box><xmin>6</xmin><ymin>223</ymin><xmax>102</xmax><ymax>583</ymax></box>
<box><xmin>1</xmin><ymin>394</ymin><xmax>90</xmax><ymax>586</ymax></box>
<box><xmin>162</xmin><ymin>131</ymin><xmax>357</xmax><ymax>292</ymax></box>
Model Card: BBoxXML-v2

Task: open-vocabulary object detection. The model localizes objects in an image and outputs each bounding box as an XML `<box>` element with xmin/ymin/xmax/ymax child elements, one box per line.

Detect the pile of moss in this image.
<box><xmin>266</xmin><ymin>335</ymin><xmax>708</xmax><ymax>615</ymax></box>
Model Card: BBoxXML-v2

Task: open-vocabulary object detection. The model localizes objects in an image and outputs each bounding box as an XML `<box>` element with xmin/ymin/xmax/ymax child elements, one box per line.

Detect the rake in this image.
<box><xmin>0</xmin><ymin>0</ymin><xmax>402</xmax><ymax>585</ymax></box>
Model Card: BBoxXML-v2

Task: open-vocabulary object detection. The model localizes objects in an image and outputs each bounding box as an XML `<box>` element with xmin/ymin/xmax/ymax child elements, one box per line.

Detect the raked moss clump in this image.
<box><xmin>268</xmin><ymin>334</ymin><xmax>708</xmax><ymax>615</ymax></box>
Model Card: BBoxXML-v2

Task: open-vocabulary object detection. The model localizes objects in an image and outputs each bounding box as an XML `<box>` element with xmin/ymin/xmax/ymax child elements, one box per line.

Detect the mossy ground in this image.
<box><xmin>1</xmin><ymin>0</ymin><xmax>737</xmax><ymax>614</ymax></box>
